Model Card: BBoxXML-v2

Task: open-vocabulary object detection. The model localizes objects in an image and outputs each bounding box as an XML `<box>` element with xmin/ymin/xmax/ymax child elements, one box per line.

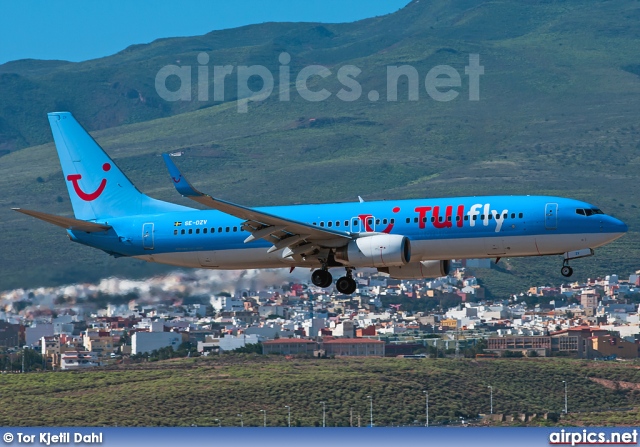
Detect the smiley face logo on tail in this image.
<box><xmin>67</xmin><ymin>163</ymin><xmax>111</xmax><ymax>201</ymax></box>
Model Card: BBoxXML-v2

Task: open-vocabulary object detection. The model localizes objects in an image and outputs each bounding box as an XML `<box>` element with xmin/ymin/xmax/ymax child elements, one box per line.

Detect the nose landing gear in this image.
<box><xmin>560</xmin><ymin>262</ymin><xmax>574</xmax><ymax>278</ymax></box>
<box><xmin>560</xmin><ymin>248</ymin><xmax>594</xmax><ymax>278</ymax></box>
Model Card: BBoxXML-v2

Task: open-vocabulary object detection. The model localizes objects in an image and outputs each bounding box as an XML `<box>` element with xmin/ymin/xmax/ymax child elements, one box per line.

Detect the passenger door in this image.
<box><xmin>142</xmin><ymin>223</ymin><xmax>154</xmax><ymax>250</ymax></box>
<box><xmin>545</xmin><ymin>203</ymin><xmax>558</xmax><ymax>230</ymax></box>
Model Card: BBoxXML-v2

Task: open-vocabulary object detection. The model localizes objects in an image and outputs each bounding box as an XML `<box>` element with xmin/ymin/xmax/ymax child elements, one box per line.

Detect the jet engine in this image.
<box><xmin>378</xmin><ymin>260</ymin><xmax>450</xmax><ymax>279</ymax></box>
<box><xmin>334</xmin><ymin>234</ymin><xmax>410</xmax><ymax>268</ymax></box>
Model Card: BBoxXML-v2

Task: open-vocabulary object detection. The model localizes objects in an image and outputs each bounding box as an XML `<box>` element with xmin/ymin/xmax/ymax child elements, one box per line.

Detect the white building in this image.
<box><xmin>132</xmin><ymin>331</ymin><xmax>182</xmax><ymax>355</ymax></box>
<box><xmin>259</xmin><ymin>305</ymin><xmax>286</xmax><ymax>318</ymax></box>
<box><xmin>302</xmin><ymin>318</ymin><xmax>327</xmax><ymax>338</ymax></box>
<box><xmin>61</xmin><ymin>351</ymin><xmax>99</xmax><ymax>370</ymax></box>
<box><xmin>218</xmin><ymin>334</ymin><xmax>262</xmax><ymax>351</ymax></box>
<box><xmin>332</xmin><ymin>321</ymin><xmax>355</xmax><ymax>338</ymax></box>
<box><xmin>211</xmin><ymin>296</ymin><xmax>245</xmax><ymax>312</ymax></box>
<box><xmin>134</xmin><ymin>318</ymin><xmax>165</xmax><ymax>332</ymax></box>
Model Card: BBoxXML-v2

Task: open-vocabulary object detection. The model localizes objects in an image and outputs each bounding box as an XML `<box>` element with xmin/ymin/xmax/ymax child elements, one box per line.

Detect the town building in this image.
<box><xmin>60</xmin><ymin>351</ymin><xmax>100</xmax><ymax>370</ymax></box>
<box><xmin>132</xmin><ymin>331</ymin><xmax>182</xmax><ymax>355</ymax></box>
<box><xmin>322</xmin><ymin>338</ymin><xmax>385</xmax><ymax>357</ymax></box>
<box><xmin>0</xmin><ymin>321</ymin><xmax>20</xmax><ymax>347</ymax></box>
<box><xmin>262</xmin><ymin>339</ymin><xmax>317</xmax><ymax>355</ymax></box>
<box><xmin>25</xmin><ymin>323</ymin><xmax>54</xmax><ymax>347</ymax></box>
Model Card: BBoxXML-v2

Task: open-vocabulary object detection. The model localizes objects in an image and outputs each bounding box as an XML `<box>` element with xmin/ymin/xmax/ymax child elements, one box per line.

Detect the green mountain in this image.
<box><xmin>1</xmin><ymin>0</ymin><xmax>639</xmax><ymax>292</ymax></box>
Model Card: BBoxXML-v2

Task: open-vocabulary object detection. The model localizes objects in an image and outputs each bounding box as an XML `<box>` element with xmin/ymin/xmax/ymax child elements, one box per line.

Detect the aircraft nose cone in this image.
<box><xmin>617</xmin><ymin>219</ymin><xmax>628</xmax><ymax>233</ymax></box>
<box><xmin>606</xmin><ymin>216</ymin><xmax>628</xmax><ymax>235</ymax></box>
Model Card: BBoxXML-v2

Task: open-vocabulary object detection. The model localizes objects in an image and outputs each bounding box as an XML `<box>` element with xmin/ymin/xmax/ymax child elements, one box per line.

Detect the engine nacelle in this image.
<box><xmin>335</xmin><ymin>234</ymin><xmax>411</xmax><ymax>268</ymax></box>
<box><xmin>379</xmin><ymin>260</ymin><xmax>450</xmax><ymax>279</ymax></box>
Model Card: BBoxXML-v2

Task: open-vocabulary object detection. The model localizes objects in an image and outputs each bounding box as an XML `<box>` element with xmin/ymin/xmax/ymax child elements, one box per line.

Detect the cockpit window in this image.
<box><xmin>576</xmin><ymin>208</ymin><xmax>604</xmax><ymax>216</ymax></box>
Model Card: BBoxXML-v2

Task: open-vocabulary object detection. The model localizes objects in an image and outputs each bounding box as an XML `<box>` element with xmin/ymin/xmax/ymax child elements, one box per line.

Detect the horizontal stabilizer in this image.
<box><xmin>12</xmin><ymin>208</ymin><xmax>111</xmax><ymax>233</ymax></box>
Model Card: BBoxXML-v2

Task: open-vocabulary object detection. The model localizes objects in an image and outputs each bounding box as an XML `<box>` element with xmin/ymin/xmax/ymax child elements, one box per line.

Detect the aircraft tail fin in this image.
<box><xmin>47</xmin><ymin>112</ymin><xmax>190</xmax><ymax>220</ymax></box>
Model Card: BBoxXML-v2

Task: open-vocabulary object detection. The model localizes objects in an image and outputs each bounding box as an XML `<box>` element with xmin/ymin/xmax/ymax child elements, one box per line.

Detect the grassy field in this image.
<box><xmin>1</xmin><ymin>0</ymin><xmax>640</xmax><ymax>293</ymax></box>
<box><xmin>0</xmin><ymin>356</ymin><xmax>638</xmax><ymax>427</ymax></box>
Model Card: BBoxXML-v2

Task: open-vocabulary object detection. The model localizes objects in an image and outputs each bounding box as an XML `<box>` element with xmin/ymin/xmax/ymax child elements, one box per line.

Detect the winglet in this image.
<box><xmin>161</xmin><ymin>154</ymin><xmax>205</xmax><ymax>198</ymax></box>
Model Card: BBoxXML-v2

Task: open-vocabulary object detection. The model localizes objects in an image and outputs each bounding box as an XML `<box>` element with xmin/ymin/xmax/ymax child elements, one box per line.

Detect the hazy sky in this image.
<box><xmin>0</xmin><ymin>0</ymin><xmax>411</xmax><ymax>65</ymax></box>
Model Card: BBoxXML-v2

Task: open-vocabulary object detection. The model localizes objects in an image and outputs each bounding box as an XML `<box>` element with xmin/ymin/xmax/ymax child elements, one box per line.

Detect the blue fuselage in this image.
<box><xmin>68</xmin><ymin>195</ymin><xmax>627</xmax><ymax>270</ymax></box>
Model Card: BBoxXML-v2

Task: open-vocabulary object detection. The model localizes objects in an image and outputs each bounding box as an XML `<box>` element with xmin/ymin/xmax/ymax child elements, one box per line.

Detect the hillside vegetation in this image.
<box><xmin>1</xmin><ymin>0</ymin><xmax>640</xmax><ymax>292</ymax></box>
<box><xmin>0</xmin><ymin>356</ymin><xmax>638</xmax><ymax>426</ymax></box>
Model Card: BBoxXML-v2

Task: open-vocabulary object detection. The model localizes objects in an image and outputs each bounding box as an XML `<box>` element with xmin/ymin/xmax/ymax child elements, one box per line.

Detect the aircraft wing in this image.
<box><xmin>162</xmin><ymin>154</ymin><xmax>352</xmax><ymax>256</ymax></box>
<box><xmin>13</xmin><ymin>208</ymin><xmax>112</xmax><ymax>233</ymax></box>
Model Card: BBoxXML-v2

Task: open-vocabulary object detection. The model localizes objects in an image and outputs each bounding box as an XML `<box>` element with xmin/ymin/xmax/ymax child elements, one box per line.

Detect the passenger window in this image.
<box><xmin>328</xmin><ymin>221</ymin><xmax>332</xmax><ymax>227</ymax></box>
<box><xmin>447</xmin><ymin>216</ymin><xmax>452</xmax><ymax>222</ymax></box>
<box><xmin>473</xmin><ymin>215</ymin><xmax>477</xmax><ymax>221</ymax></box>
<box><xmin>464</xmin><ymin>215</ymin><xmax>469</xmax><ymax>221</ymax></box>
<box><xmin>488</xmin><ymin>214</ymin><xmax>492</xmax><ymax>220</ymax></box>
<box><xmin>375</xmin><ymin>219</ymin><xmax>380</xmax><ymax>225</ymax></box>
<box><xmin>519</xmin><ymin>213</ymin><xmax>523</xmax><ymax>218</ymax></box>
<box><xmin>336</xmin><ymin>221</ymin><xmax>340</xmax><ymax>227</ymax></box>
<box><xmin>211</xmin><ymin>228</ymin><xmax>215</xmax><ymax>233</ymax></box>
<box><xmin>203</xmin><ymin>228</ymin><xmax>207</xmax><ymax>234</ymax></box>
<box><xmin>218</xmin><ymin>227</ymin><xmax>222</xmax><ymax>232</ymax></box>
<box><xmin>511</xmin><ymin>213</ymin><xmax>515</xmax><ymax>219</ymax></box>
<box><xmin>503</xmin><ymin>213</ymin><xmax>507</xmax><ymax>219</ymax></box>
<box><xmin>456</xmin><ymin>216</ymin><xmax>461</xmax><ymax>221</ymax></box>
<box><xmin>174</xmin><ymin>230</ymin><xmax>178</xmax><ymax>235</ymax></box>
<box><xmin>233</xmin><ymin>227</ymin><xmax>237</xmax><ymax>232</ymax></box>
<box><xmin>188</xmin><ymin>229</ymin><xmax>193</xmax><ymax>234</ymax></box>
<box><xmin>422</xmin><ymin>217</ymin><xmax>427</xmax><ymax>223</ymax></box>
<box><xmin>181</xmin><ymin>229</ymin><xmax>185</xmax><ymax>235</ymax></box>
<box><xmin>414</xmin><ymin>217</ymin><xmax>418</xmax><ymax>223</ymax></box>
<box><xmin>320</xmin><ymin>222</ymin><xmax>324</xmax><ymax>227</ymax></box>
<box><xmin>390</xmin><ymin>218</ymin><xmax>395</xmax><ymax>224</ymax></box>
<box><xmin>367</xmin><ymin>219</ymin><xmax>373</xmax><ymax>226</ymax></box>
<box><xmin>196</xmin><ymin>229</ymin><xmax>200</xmax><ymax>234</ymax></box>
<box><xmin>226</xmin><ymin>227</ymin><xmax>230</xmax><ymax>232</ymax></box>
<box><xmin>383</xmin><ymin>219</ymin><xmax>388</xmax><ymax>224</ymax></box>
<box><xmin>353</xmin><ymin>219</ymin><xmax>358</xmax><ymax>226</ymax></box>
<box><xmin>344</xmin><ymin>220</ymin><xmax>349</xmax><ymax>226</ymax></box>
<box><xmin>431</xmin><ymin>217</ymin><xmax>435</xmax><ymax>222</ymax></box>
<box><xmin>480</xmin><ymin>215</ymin><xmax>485</xmax><ymax>220</ymax></box>
<box><xmin>313</xmin><ymin>222</ymin><xmax>317</xmax><ymax>226</ymax></box>
<box><xmin>406</xmin><ymin>218</ymin><xmax>410</xmax><ymax>224</ymax></box>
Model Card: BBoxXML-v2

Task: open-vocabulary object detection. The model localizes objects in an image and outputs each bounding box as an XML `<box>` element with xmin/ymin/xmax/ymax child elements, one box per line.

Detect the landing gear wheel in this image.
<box><xmin>336</xmin><ymin>276</ymin><xmax>357</xmax><ymax>295</ymax></box>
<box><xmin>345</xmin><ymin>278</ymin><xmax>357</xmax><ymax>294</ymax></box>
<box><xmin>560</xmin><ymin>266</ymin><xmax>573</xmax><ymax>278</ymax></box>
<box><xmin>311</xmin><ymin>269</ymin><xmax>333</xmax><ymax>288</ymax></box>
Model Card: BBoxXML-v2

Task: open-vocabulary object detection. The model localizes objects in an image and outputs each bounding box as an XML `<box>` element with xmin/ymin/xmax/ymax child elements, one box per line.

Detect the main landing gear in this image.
<box><xmin>336</xmin><ymin>269</ymin><xmax>357</xmax><ymax>295</ymax></box>
<box><xmin>311</xmin><ymin>268</ymin><xmax>333</xmax><ymax>288</ymax></box>
<box><xmin>311</xmin><ymin>267</ymin><xmax>357</xmax><ymax>294</ymax></box>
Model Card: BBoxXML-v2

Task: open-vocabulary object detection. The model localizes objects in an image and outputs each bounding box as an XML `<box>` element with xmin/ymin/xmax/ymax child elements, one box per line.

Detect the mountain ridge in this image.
<box><xmin>1</xmin><ymin>0</ymin><xmax>639</xmax><ymax>292</ymax></box>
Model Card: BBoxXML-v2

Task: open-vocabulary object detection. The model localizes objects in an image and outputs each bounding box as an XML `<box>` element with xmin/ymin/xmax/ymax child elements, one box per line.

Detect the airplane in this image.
<box><xmin>13</xmin><ymin>112</ymin><xmax>628</xmax><ymax>295</ymax></box>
